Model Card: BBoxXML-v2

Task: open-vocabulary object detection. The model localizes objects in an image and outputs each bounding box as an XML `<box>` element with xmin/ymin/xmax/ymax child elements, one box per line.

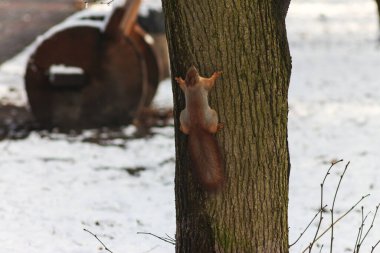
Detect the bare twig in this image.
<box><xmin>355</xmin><ymin>203</ymin><xmax>380</xmax><ymax>252</ymax></box>
<box><xmin>83</xmin><ymin>0</ymin><xmax>115</xmax><ymax>6</ymax></box>
<box><xmin>354</xmin><ymin>226</ymin><xmax>363</xmax><ymax>253</ymax></box>
<box><xmin>308</xmin><ymin>159</ymin><xmax>343</xmax><ymax>253</ymax></box>
<box><xmin>354</xmin><ymin>207</ymin><xmax>365</xmax><ymax>253</ymax></box>
<box><xmin>360</xmin><ymin>204</ymin><xmax>380</xmax><ymax>246</ymax></box>
<box><xmin>289</xmin><ymin>205</ymin><xmax>327</xmax><ymax>248</ymax></box>
<box><xmin>102</xmin><ymin>0</ymin><xmax>115</xmax><ymax>4</ymax></box>
<box><xmin>330</xmin><ymin>161</ymin><xmax>349</xmax><ymax>253</ymax></box>
<box><xmin>83</xmin><ymin>228</ymin><xmax>114</xmax><ymax>253</ymax></box>
<box><xmin>165</xmin><ymin>233</ymin><xmax>176</xmax><ymax>242</ymax></box>
<box><xmin>137</xmin><ymin>232</ymin><xmax>176</xmax><ymax>245</ymax></box>
<box><xmin>302</xmin><ymin>194</ymin><xmax>370</xmax><ymax>253</ymax></box>
<box><xmin>371</xmin><ymin>239</ymin><xmax>380</xmax><ymax>252</ymax></box>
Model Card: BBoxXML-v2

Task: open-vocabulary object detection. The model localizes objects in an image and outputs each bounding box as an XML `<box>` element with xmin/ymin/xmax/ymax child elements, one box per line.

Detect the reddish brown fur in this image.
<box><xmin>184</xmin><ymin>66</ymin><xmax>199</xmax><ymax>87</ymax></box>
<box><xmin>188</xmin><ymin>128</ymin><xmax>224</xmax><ymax>191</ymax></box>
<box><xmin>176</xmin><ymin>66</ymin><xmax>225</xmax><ymax>192</ymax></box>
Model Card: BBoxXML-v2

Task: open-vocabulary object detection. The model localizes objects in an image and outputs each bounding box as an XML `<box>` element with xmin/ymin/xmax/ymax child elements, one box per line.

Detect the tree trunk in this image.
<box><xmin>162</xmin><ymin>1</ymin><xmax>291</xmax><ymax>252</ymax></box>
<box><xmin>375</xmin><ymin>0</ymin><xmax>380</xmax><ymax>32</ymax></box>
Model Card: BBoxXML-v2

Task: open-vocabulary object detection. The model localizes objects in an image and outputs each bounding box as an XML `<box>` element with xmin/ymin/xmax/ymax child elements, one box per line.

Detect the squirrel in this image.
<box><xmin>175</xmin><ymin>66</ymin><xmax>225</xmax><ymax>191</ymax></box>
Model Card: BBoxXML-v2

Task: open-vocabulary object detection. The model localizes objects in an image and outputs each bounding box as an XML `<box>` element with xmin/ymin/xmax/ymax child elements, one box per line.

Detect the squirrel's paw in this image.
<box><xmin>175</xmin><ymin>77</ymin><xmax>185</xmax><ymax>85</ymax></box>
<box><xmin>212</xmin><ymin>71</ymin><xmax>223</xmax><ymax>79</ymax></box>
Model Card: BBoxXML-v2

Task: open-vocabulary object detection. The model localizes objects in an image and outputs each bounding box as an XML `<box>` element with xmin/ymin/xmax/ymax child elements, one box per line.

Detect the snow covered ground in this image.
<box><xmin>288</xmin><ymin>1</ymin><xmax>380</xmax><ymax>252</ymax></box>
<box><xmin>1</xmin><ymin>0</ymin><xmax>380</xmax><ymax>252</ymax></box>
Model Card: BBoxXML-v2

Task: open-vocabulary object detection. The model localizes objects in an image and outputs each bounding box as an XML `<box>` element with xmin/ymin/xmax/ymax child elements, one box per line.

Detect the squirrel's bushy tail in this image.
<box><xmin>188</xmin><ymin>128</ymin><xmax>224</xmax><ymax>191</ymax></box>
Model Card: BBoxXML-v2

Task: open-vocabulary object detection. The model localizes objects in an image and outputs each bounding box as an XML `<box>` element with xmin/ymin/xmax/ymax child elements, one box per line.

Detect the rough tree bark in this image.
<box><xmin>162</xmin><ymin>1</ymin><xmax>292</xmax><ymax>252</ymax></box>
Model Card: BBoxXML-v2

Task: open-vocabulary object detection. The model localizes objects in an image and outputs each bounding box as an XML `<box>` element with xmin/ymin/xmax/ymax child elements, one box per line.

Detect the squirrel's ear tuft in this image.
<box><xmin>185</xmin><ymin>66</ymin><xmax>199</xmax><ymax>87</ymax></box>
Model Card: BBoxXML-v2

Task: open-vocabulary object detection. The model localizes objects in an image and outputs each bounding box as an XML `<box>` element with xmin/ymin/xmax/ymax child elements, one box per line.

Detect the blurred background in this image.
<box><xmin>1</xmin><ymin>0</ymin><xmax>380</xmax><ymax>252</ymax></box>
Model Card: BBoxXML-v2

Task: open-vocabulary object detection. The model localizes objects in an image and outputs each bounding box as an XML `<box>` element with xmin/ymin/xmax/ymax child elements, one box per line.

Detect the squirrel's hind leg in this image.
<box><xmin>206</xmin><ymin>109</ymin><xmax>219</xmax><ymax>133</ymax></box>
<box><xmin>179</xmin><ymin>109</ymin><xmax>190</xmax><ymax>134</ymax></box>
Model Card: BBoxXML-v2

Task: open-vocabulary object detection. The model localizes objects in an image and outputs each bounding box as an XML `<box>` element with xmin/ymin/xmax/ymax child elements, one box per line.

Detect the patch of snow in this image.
<box><xmin>0</xmin><ymin>128</ymin><xmax>176</xmax><ymax>253</ymax></box>
<box><xmin>287</xmin><ymin>0</ymin><xmax>380</xmax><ymax>252</ymax></box>
<box><xmin>151</xmin><ymin>78</ymin><xmax>173</xmax><ymax>109</ymax></box>
<box><xmin>139</xmin><ymin>0</ymin><xmax>162</xmax><ymax>17</ymax></box>
<box><xmin>49</xmin><ymin>65</ymin><xmax>85</xmax><ymax>75</ymax></box>
<box><xmin>1</xmin><ymin>0</ymin><xmax>380</xmax><ymax>252</ymax></box>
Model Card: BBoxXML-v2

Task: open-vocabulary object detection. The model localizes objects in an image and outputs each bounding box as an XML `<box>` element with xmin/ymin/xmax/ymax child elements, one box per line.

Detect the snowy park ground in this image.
<box><xmin>1</xmin><ymin>0</ymin><xmax>380</xmax><ymax>252</ymax></box>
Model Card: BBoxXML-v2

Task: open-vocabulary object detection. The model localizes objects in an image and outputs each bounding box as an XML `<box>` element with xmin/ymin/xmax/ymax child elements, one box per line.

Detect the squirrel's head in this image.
<box><xmin>185</xmin><ymin>66</ymin><xmax>199</xmax><ymax>87</ymax></box>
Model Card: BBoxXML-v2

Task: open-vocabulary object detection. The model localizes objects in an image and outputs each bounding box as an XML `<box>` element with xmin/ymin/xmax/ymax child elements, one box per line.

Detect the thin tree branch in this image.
<box><xmin>83</xmin><ymin>228</ymin><xmax>114</xmax><ymax>253</ymax></box>
<box><xmin>354</xmin><ymin>207</ymin><xmax>365</xmax><ymax>253</ymax></box>
<box><xmin>308</xmin><ymin>159</ymin><xmax>343</xmax><ymax>253</ymax></box>
<box><xmin>289</xmin><ymin>205</ymin><xmax>327</xmax><ymax>248</ymax></box>
<box><xmin>137</xmin><ymin>232</ymin><xmax>176</xmax><ymax>245</ymax></box>
<box><xmin>165</xmin><ymin>233</ymin><xmax>176</xmax><ymax>242</ymax></box>
<box><xmin>371</xmin><ymin>239</ymin><xmax>380</xmax><ymax>252</ymax></box>
<box><xmin>330</xmin><ymin>161</ymin><xmax>349</xmax><ymax>253</ymax></box>
<box><xmin>355</xmin><ymin>203</ymin><xmax>380</xmax><ymax>252</ymax></box>
<box><xmin>302</xmin><ymin>194</ymin><xmax>370</xmax><ymax>253</ymax></box>
<box><xmin>360</xmin><ymin>204</ymin><xmax>380</xmax><ymax>247</ymax></box>
<box><xmin>83</xmin><ymin>0</ymin><xmax>115</xmax><ymax>6</ymax></box>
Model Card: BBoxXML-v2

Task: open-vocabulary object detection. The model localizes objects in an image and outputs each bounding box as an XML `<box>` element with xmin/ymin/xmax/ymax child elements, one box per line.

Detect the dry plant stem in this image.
<box><xmin>360</xmin><ymin>204</ymin><xmax>380</xmax><ymax>247</ymax></box>
<box><xmin>165</xmin><ymin>233</ymin><xmax>176</xmax><ymax>242</ymax></box>
<box><xmin>372</xmin><ymin>239</ymin><xmax>380</xmax><ymax>252</ymax></box>
<box><xmin>137</xmin><ymin>232</ymin><xmax>176</xmax><ymax>245</ymax></box>
<box><xmin>354</xmin><ymin>227</ymin><xmax>362</xmax><ymax>253</ymax></box>
<box><xmin>330</xmin><ymin>161</ymin><xmax>350</xmax><ymax>253</ymax></box>
<box><xmin>289</xmin><ymin>205</ymin><xmax>327</xmax><ymax>248</ymax></box>
<box><xmin>354</xmin><ymin>209</ymin><xmax>370</xmax><ymax>253</ymax></box>
<box><xmin>308</xmin><ymin>159</ymin><xmax>343</xmax><ymax>253</ymax></box>
<box><xmin>83</xmin><ymin>228</ymin><xmax>114</xmax><ymax>253</ymax></box>
<box><xmin>355</xmin><ymin>204</ymin><xmax>380</xmax><ymax>253</ymax></box>
<box><xmin>319</xmin><ymin>245</ymin><xmax>324</xmax><ymax>253</ymax></box>
<box><xmin>84</xmin><ymin>0</ymin><xmax>114</xmax><ymax>5</ymax></box>
<box><xmin>302</xmin><ymin>194</ymin><xmax>370</xmax><ymax>253</ymax></box>
<box><xmin>354</xmin><ymin>207</ymin><xmax>366</xmax><ymax>253</ymax></box>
